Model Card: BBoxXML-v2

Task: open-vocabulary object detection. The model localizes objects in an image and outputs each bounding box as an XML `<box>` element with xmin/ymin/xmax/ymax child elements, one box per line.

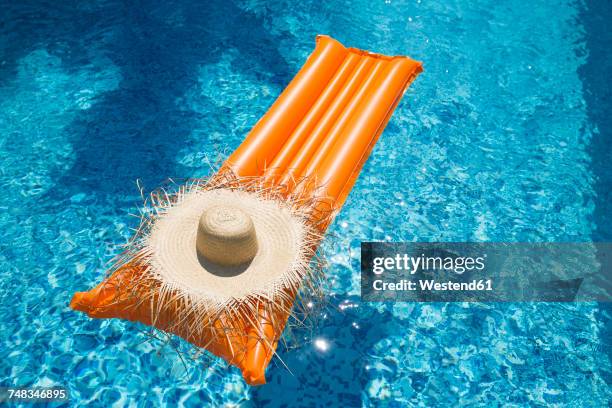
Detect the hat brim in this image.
<box><xmin>146</xmin><ymin>189</ymin><xmax>307</xmax><ymax>302</ymax></box>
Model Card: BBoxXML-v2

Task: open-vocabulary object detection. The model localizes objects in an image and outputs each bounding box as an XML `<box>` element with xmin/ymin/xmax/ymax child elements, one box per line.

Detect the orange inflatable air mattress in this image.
<box><xmin>71</xmin><ymin>35</ymin><xmax>422</xmax><ymax>385</ymax></box>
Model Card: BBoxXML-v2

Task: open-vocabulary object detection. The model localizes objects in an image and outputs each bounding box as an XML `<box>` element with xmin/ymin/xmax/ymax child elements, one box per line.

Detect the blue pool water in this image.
<box><xmin>1</xmin><ymin>0</ymin><xmax>611</xmax><ymax>406</ymax></box>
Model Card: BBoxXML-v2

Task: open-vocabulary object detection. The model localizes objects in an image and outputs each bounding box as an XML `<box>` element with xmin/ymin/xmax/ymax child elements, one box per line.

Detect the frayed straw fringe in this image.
<box><xmin>102</xmin><ymin>169</ymin><xmax>335</xmax><ymax>368</ymax></box>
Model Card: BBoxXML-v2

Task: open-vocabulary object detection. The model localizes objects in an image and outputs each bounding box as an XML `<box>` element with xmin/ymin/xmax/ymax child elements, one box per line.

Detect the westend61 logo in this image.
<box><xmin>372</xmin><ymin>253</ymin><xmax>486</xmax><ymax>275</ymax></box>
<box><xmin>361</xmin><ymin>242</ymin><xmax>612</xmax><ymax>302</ymax></box>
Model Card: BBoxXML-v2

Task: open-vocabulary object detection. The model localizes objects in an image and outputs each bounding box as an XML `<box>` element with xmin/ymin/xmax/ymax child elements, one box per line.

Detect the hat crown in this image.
<box><xmin>196</xmin><ymin>205</ymin><xmax>258</xmax><ymax>267</ymax></box>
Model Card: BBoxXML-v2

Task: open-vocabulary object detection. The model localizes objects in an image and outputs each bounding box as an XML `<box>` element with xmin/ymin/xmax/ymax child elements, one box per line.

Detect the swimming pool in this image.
<box><xmin>0</xmin><ymin>0</ymin><xmax>610</xmax><ymax>406</ymax></box>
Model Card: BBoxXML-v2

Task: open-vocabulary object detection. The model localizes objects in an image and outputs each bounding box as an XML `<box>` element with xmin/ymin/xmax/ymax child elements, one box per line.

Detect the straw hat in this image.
<box><xmin>146</xmin><ymin>188</ymin><xmax>307</xmax><ymax>302</ymax></box>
